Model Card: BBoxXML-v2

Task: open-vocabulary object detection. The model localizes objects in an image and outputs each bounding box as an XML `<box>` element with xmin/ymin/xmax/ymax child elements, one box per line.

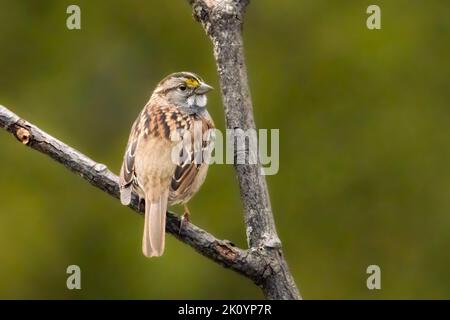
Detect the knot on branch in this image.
<box><xmin>255</xmin><ymin>247</ymin><xmax>286</xmax><ymax>281</ymax></box>
<box><xmin>93</xmin><ymin>163</ymin><xmax>108</xmax><ymax>173</ymax></box>
<box><xmin>242</xmin><ymin>247</ymin><xmax>284</xmax><ymax>286</ymax></box>
<box><xmin>14</xmin><ymin>125</ymin><xmax>31</xmax><ymax>145</ymax></box>
<box><xmin>190</xmin><ymin>0</ymin><xmax>249</xmax><ymax>35</ymax></box>
<box><xmin>214</xmin><ymin>240</ymin><xmax>238</xmax><ymax>261</ymax></box>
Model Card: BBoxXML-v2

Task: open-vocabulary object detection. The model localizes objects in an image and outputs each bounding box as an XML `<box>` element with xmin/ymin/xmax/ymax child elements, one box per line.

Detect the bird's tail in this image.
<box><xmin>142</xmin><ymin>190</ymin><xmax>168</xmax><ymax>257</ymax></box>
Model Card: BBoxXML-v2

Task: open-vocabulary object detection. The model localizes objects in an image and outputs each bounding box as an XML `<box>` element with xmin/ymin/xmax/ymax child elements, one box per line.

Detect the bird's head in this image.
<box><xmin>155</xmin><ymin>72</ymin><xmax>213</xmax><ymax>109</ymax></box>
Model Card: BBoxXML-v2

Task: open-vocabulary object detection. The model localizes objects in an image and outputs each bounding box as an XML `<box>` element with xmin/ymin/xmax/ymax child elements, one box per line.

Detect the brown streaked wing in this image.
<box><xmin>169</xmin><ymin>114</ymin><xmax>214</xmax><ymax>199</ymax></box>
<box><xmin>120</xmin><ymin>103</ymin><xmax>193</xmax><ymax>189</ymax></box>
<box><xmin>119</xmin><ymin>115</ymin><xmax>141</xmax><ymax>189</ymax></box>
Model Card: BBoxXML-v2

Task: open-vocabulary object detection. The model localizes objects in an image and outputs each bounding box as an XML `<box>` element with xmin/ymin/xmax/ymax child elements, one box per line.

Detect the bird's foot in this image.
<box><xmin>179</xmin><ymin>205</ymin><xmax>191</xmax><ymax>234</ymax></box>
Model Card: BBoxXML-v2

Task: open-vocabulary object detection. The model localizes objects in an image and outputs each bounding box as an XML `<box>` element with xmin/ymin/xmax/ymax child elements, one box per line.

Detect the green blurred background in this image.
<box><xmin>0</xmin><ymin>0</ymin><xmax>449</xmax><ymax>299</ymax></box>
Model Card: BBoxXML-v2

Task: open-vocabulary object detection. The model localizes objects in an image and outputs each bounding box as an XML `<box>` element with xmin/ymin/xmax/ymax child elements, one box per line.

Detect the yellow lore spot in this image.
<box><xmin>185</xmin><ymin>78</ymin><xmax>199</xmax><ymax>88</ymax></box>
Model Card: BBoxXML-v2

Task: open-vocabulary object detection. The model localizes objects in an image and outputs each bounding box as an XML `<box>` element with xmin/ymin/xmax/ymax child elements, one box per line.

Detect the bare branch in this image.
<box><xmin>0</xmin><ymin>104</ymin><xmax>270</xmax><ymax>286</ymax></box>
<box><xmin>188</xmin><ymin>0</ymin><xmax>301</xmax><ymax>299</ymax></box>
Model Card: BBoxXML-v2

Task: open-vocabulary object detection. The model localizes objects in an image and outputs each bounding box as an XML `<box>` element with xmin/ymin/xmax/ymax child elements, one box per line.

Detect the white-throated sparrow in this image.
<box><xmin>119</xmin><ymin>72</ymin><xmax>215</xmax><ymax>257</ymax></box>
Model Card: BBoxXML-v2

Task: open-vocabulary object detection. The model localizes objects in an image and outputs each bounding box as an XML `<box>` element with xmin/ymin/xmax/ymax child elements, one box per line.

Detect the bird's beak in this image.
<box><xmin>196</xmin><ymin>82</ymin><xmax>214</xmax><ymax>94</ymax></box>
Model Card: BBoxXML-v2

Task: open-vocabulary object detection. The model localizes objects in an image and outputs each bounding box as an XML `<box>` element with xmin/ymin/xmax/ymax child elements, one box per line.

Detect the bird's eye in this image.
<box><xmin>179</xmin><ymin>85</ymin><xmax>187</xmax><ymax>91</ymax></box>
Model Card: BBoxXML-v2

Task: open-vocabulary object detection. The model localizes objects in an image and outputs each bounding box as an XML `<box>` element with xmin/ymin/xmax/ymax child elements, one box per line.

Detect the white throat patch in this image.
<box><xmin>187</xmin><ymin>94</ymin><xmax>207</xmax><ymax>108</ymax></box>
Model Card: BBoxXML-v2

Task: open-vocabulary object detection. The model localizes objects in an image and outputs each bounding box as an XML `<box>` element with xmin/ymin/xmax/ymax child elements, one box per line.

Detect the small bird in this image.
<box><xmin>119</xmin><ymin>72</ymin><xmax>215</xmax><ymax>257</ymax></box>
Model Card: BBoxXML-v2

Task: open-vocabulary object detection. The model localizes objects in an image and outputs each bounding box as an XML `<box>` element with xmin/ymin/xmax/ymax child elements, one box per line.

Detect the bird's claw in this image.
<box><xmin>178</xmin><ymin>212</ymin><xmax>190</xmax><ymax>235</ymax></box>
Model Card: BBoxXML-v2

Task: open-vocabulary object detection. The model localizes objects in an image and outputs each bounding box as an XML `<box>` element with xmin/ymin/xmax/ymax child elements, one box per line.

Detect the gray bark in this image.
<box><xmin>188</xmin><ymin>0</ymin><xmax>301</xmax><ymax>299</ymax></box>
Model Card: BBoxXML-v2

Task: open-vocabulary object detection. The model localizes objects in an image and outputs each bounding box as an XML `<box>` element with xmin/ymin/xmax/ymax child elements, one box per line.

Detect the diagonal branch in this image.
<box><xmin>0</xmin><ymin>104</ymin><xmax>267</xmax><ymax>286</ymax></box>
<box><xmin>188</xmin><ymin>0</ymin><xmax>301</xmax><ymax>299</ymax></box>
